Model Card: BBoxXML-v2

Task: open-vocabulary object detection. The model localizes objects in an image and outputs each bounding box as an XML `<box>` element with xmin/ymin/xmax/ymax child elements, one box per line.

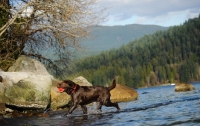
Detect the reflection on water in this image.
<box><xmin>1</xmin><ymin>83</ymin><xmax>200</xmax><ymax>126</ymax></box>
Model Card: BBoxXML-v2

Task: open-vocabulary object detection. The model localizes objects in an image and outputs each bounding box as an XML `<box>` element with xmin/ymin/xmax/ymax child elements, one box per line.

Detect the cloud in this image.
<box><xmin>99</xmin><ymin>0</ymin><xmax>200</xmax><ymax>26</ymax></box>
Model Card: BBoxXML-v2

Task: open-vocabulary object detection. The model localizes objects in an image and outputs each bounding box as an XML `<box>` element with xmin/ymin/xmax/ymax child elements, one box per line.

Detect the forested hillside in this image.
<box><xmin>66</xmin><ymin>15</ymin><xmax>200</xmax><ymax>88</ymax></box>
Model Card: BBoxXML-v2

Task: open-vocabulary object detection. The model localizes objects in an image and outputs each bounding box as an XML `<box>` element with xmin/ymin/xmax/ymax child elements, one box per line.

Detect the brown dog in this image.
<box><xmin>57</xmin><ymin>79</ymin><xmax>120</xmax><ymax>115</ymax></box>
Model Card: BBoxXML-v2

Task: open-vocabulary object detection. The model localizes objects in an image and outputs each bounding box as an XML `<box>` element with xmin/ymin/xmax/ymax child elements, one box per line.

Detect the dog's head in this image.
<box><xmin>57</xmin><ymin>80</ymin><xmax>78</xmax><ymax>95</ymax></box>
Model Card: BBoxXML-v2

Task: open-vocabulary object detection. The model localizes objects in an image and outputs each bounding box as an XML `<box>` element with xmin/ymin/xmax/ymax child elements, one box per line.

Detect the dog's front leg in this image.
<box><xmin>66</xmin><ymin>103</ymin><xmax>78</xmax><ymax>115</ymax></box>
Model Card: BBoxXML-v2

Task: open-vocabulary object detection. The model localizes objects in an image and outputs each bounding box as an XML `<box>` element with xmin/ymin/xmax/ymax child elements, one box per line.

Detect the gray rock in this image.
<box><xmin>0</xmin><ymin>72</ymin><xmax>32</xmax><ymax>86</ymax></box>
<box><xmin>0</xmin><ymin>72</ymin><xmax>52</xmax><ymax>109</ymax></box>
<box><xmin>73</xmin><ymin>76</ymin><xmax>92</xmax><ymax>86</ymax></box>
<box><xmin>8</xmin><ymin>55</ymin><xmax>52</xmax><ymax>77</ymax></box>
<box><xmin>0</xmin><ymin>72</ymin><xmax>33</xmax><ymax>104</ymax></box>
<box><xmin>0</xmin><ymin>55</ymin><xmax>53</xmax><ymax>109</ymax></box>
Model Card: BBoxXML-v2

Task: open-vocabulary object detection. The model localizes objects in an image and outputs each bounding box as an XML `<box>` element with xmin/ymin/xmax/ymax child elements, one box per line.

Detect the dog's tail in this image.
<box><xmin>108</xmin><ymin>79</ymin><xmax>116</xmax><ymax>91</ymax></box>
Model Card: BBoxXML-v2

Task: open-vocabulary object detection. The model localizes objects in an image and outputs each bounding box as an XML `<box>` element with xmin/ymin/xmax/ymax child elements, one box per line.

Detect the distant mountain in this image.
<box><xmin>77</xmin><ymin>24</ymin><xmax>168</xmax><ymax>57</ymax></box>
<box><xmin>67</xmin><ymin>16</ymin><xmax>200</xmax><ymax>88</ymax></box>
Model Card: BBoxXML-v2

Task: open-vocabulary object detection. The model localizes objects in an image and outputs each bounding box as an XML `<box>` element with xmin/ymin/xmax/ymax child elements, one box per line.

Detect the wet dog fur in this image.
<box><xmin>57</xmin><ymin>79</ymin><xmax>120</xmax><ymax>115</ymax></box>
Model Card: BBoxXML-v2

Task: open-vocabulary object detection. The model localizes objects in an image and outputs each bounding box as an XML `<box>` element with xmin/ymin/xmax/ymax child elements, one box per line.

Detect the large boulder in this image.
<box><xmin>175</xmin><ymin>83</ymin><xmax>195</xmax><ymax>92</ymax></box>
<box><xmin>0</xmin><ymin>72</ymin><xmax>35</xmax><ymax>104</ymax></box>
<box><xmin>0</xmin><ymin>73</ymin><xmax>52</xmax><ymax>110</ymax></box>
<box><xmin>8</xmin><ymin>55</ymin><xmax>52</xmax><ymax>77</ymax></box>
<box><xmin>73</xmin><ymin>76</ymin><xmax>93</xmax><ymax>86</ymax></box>
<box><xmin>50</xmin><ymin>76</ymin><xmax>92</xmax><ymax>110</ymax></box>
<box><xmin>0</xmin><ymin>55</ymin><xmax>53</xmax><ymax>111</ymax></box>
<box><xmin>110</xmin><ymin>84</ymin><xmax>138</xmax><ymax>103</ymax></box>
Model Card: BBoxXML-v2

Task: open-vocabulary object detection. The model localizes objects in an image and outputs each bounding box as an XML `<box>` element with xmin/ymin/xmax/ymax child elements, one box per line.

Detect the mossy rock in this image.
<box><xmin>4</xmin><ymin>75</ymin><xmax>52</xmax><ymax>109</ymax></box>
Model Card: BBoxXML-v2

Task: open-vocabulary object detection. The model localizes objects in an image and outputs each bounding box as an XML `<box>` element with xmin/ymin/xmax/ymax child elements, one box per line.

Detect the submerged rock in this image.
<box><xmin>175</xmin><ymin>83</ymin><xmax>195</xmax><ymax>92</ymax></box>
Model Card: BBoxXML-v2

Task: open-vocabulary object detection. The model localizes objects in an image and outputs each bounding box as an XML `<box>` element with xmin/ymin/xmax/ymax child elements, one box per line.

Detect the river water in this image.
<box><xmin>1</xmin><ymin>83</ymin><xmax>200</xmax><ymax>126</ymax></box>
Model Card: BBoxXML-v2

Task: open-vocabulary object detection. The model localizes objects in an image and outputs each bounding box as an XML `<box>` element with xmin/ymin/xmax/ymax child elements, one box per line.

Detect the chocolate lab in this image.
<box><xmin>57</xmin><ymin>79</ymin><xmax>120</xmax><ymax>115</ymax></box>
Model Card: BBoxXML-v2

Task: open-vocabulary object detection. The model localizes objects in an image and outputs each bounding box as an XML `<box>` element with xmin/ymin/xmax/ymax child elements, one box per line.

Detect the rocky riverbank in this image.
<box><xmin>0</xmin><ymin>55</ymin><xmax>138</xmax><ymax>118</ymax></box>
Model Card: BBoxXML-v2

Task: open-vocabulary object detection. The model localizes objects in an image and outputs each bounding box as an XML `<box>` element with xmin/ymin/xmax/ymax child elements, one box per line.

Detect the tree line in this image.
<box><xmin>66</xmin><ymin>14</ymin><xmax>200</xmax><ymax>88</ymax></box>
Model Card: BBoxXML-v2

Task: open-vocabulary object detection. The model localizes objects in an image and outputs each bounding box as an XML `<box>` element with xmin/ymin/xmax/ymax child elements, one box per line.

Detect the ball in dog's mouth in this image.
<box><xmin>58</xmin><ymin>88</ymin><xmax>65</xmax><ymax>93</ymax></box>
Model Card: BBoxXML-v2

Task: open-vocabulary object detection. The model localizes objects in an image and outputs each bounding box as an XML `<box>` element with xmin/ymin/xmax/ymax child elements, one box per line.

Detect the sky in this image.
<box><xmin>98</xmin><ymin>0</ymin><xmax>200</xmax><ymax>27</ymax></box>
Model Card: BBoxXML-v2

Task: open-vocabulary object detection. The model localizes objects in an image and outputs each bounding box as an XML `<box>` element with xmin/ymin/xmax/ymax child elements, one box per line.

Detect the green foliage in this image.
<box><xmin>66</xmin><ymin>15</ymin><xmax>200</xmax><ymax>88</ymax></box>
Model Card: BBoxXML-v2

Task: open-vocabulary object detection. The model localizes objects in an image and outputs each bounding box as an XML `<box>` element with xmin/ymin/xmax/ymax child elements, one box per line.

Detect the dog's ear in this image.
<box><xmin>64</xmin><ymin>80</ymin><xmax>75</xmax><ymax>87</ymax></box>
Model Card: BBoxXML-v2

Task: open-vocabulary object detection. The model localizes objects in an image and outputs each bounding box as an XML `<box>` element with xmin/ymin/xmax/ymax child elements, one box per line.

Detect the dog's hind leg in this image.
<box><xmin>81</xmin><ymin>105</ymin><xmax>87</xmax><ymax>114</ymax></box>
<box><xmin>104</xmin><ymin>101</ymin><xmax>120</xmax><ymax>111</ymax></box>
